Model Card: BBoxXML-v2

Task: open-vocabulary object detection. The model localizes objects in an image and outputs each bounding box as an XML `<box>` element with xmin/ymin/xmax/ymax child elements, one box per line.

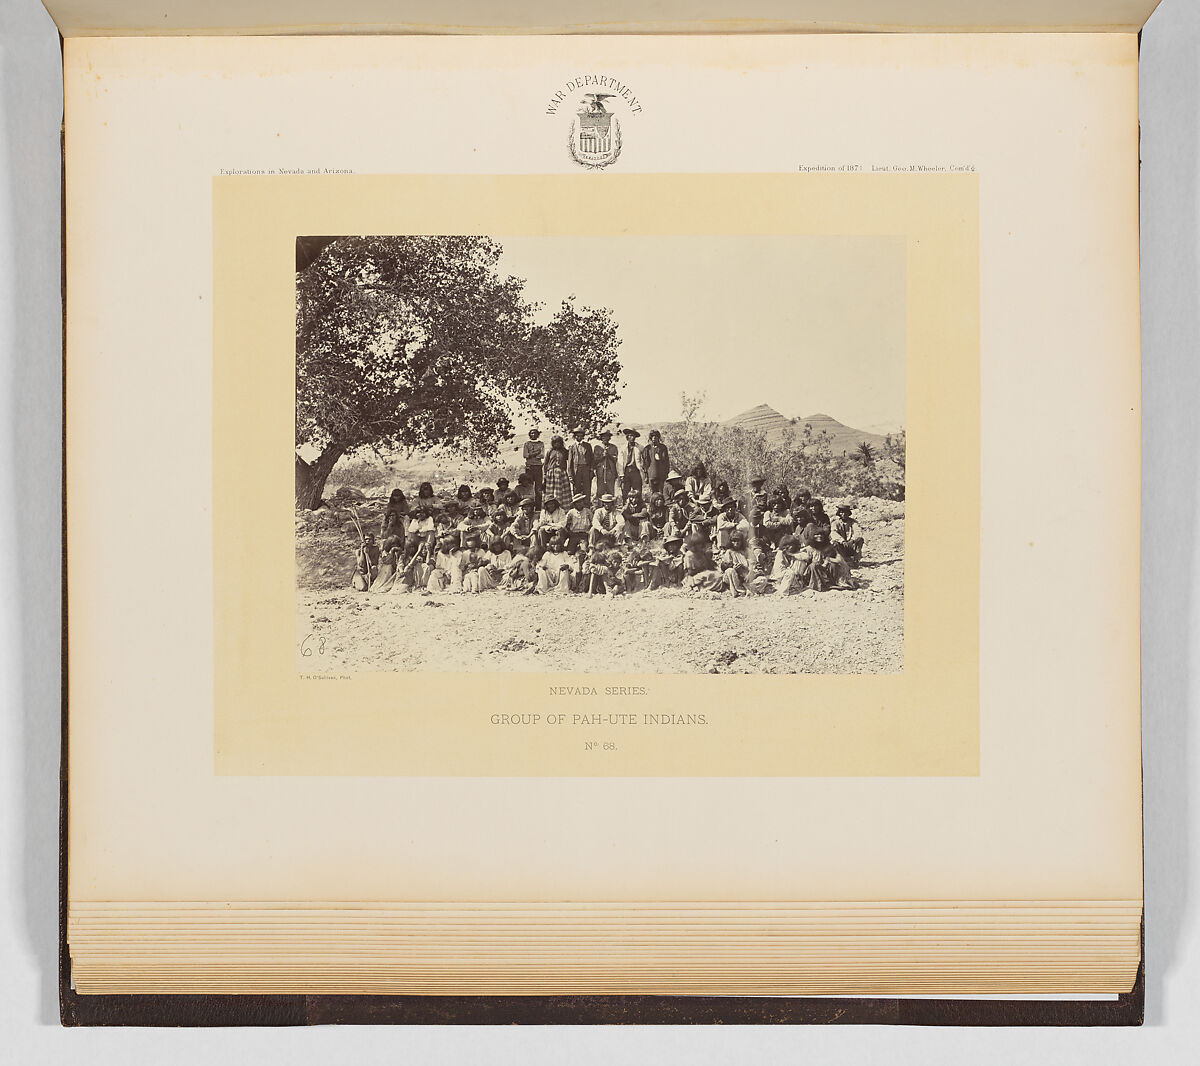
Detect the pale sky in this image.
<box><xmin>497</xmin><ymin>234</ymin><xmax>906</xmax><ymax>432</ymax></box>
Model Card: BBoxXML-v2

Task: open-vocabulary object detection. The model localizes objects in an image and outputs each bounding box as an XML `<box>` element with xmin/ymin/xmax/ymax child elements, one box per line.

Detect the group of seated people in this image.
<box><xmin>348</xmin><ymin>471</ymin><xmax>867</xmax><ymax>598</ymax></box>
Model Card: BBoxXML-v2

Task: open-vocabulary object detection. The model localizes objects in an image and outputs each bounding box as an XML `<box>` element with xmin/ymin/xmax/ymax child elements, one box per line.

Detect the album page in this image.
<box><xmin>65</xmin><ymin>33</ymin><xmax>1141</xmax><ymax>910</ymax></box>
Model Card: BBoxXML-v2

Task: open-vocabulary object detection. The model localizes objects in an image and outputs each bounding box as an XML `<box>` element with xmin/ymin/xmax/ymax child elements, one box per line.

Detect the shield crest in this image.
<box><xmin>569</xmin><ymin>94</ymin><xmax>622</xmax><ymax>169</ymax></box>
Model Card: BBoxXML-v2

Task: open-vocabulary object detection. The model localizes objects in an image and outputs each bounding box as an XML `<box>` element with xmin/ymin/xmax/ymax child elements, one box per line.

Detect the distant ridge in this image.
<box><xmin>621</xmin><ymin>404</ymin><xmax>894</xmax><ymax>458</ymax></box>
<box><xmin>722</xmin><ymin>404</ymin><xmax>789</xmax><ymax>436</ymax></box>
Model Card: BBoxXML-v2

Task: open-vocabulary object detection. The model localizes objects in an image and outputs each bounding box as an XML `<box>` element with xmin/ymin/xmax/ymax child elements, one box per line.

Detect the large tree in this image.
<box><xmin>295</xmin><ymin>236</ymin><xmax>622</xmax><ymax>508</ymax></box>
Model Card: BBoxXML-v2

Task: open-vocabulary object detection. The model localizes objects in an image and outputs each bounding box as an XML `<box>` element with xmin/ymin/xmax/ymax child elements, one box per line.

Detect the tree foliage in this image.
<box><xmin>295</xmin><ymin>236</ymin><xmax>622</xmax><ymax>506</ymax></box>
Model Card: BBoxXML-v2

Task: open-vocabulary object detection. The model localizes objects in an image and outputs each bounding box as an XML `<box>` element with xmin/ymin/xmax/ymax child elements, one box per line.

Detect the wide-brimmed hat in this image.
<box><xmin>672</xmin><ymin>488</ymin><xmax>688</xmax><ymax>500</ymax></box>
<box><xmin>599</xmin><ymin>493</ymin><xmax>615</xmax><ymax>504</ymax></box>
<box><xmin>622</xmin><ymin>427</ymin><xmax>641</xmax><ymax>437</ymax></box>
<box><xmin>571</xmin><ymin>492</ymin><xmax>587</xmax><ymax>504</ymax></box>
<box><xmin>570</xmin><ymin>425</ymin><xmax>585</xmax><ymax>435</ymax></box>
<box><xmin>719</xmin><ymin>497</ymin><xmax>736</xmax><ymax>510</ymax></box>
<box><xmin>750</xmin><ymin>476</ymin><xmax>766</xmax><ymax>487</ymax></box>
<box><xmin>598</xmin><ymin>428</ymin><xmax>613</xmax><ymax>438</ymax></box>
<box><xmin>496</xmin><ymin>476</ymin><xmax>510</xmax><ymax>486</ymax></box>
<box><xmin>544</xmin><ymin>497</ymin><xmax>561</xmax><ymax>509</ymax></box>
<box><xmin>664</xmin><ymin>534</ymin><xmax>684</xmax><ymax>546</ymax></box>
<box><xmin>519</xmin><ymin>497</ymin><xmax>536</xmax><ymax>509</ymax></box>
<box><xmin>528</xmin><ymin>427</ymin><xmax>541</xmax><ymax>436</ymax></box>
<box><xmin>836</xmin><ymin>505</ymin><xmax>854</xmax><ymax>516</ymax></box>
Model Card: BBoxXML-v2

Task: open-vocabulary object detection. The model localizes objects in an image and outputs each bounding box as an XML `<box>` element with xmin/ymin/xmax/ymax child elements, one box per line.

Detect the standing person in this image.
<box><xmin>563</xmin><ymin>492</ymin><xmax>594</xmax><ymax>552</ymax></box>
<box><xmin>593</xmin><ymin>428</ymin><xmax>619</xmax><ymax>501</ymax></box>
<box><xmin>616</xmin><ymin>427</ymin><xmax>644</xmax><ymax>500</ymax></box>
<box><xmin>521</xmin><ymin>427</ymin><xmax>545</xmax><ymax>509</ymax></box>
<box><xmin>641</xmin><ymin>429</ymin><xmax>671</xmax><ymax>498</ymax></box>
<box><xmin>568</xmin><ymin>426</ymin><xmax>595</xmax><ymax>505</ymax></box>
<box><xmin>542</xmin><ymin>434</ymin><xmax>571</xmax><ymax>509</ymax></box>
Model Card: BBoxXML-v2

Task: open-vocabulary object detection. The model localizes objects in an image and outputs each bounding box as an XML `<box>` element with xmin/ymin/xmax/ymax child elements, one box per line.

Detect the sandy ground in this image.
<box><xmin>297</xmin><ymin>505</ymin><xmax>904</xmax><ymax>675</ymax></box>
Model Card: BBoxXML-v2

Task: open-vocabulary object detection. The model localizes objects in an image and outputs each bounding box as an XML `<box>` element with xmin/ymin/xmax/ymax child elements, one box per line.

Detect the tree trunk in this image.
<box><xmin>295</xmin><ymin>443</ymin><xmax>346</xmax><ymax>509</ymax></box>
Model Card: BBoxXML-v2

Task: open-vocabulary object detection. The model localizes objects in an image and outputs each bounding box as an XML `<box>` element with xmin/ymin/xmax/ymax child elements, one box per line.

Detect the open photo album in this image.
<box><xmin>54</xmin><ymin>0</ymin><xmax>1151</xmax><ymax>1026</ymax></box>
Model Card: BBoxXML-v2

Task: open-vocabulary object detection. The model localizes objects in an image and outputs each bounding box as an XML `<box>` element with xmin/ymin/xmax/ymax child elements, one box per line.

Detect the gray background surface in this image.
<box><xmin>2</xmin><ymin>0</ymin><xmax>1197</xmax><ymax>1058</ymax></box>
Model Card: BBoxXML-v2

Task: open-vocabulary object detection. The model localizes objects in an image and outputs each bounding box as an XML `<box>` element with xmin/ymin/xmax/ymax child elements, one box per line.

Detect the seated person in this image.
<box><xmin>714</xmin><ymin>497</ymin><xmax>752</xmax><ymax>550</ymax></box>
<box><xmin>583</xmin><ymin>533</ymin><xmax>625</xmax><ymax>595</ymax></box>
<box><xmin>535</xmin><ymin>530</ymin><xmax>578</xmax><ymax>595</ymax></box>
<box><xmin>685</xmin><ymin>463</ymin><xmax>714</xmax><ymax>506</ymax></box>
<box><xmin>646</xmin><ymin>492</ymin><xmax>669</xmax><ymax>541</ymax></box>
<box><xmin>408</xmin><ymin>482</ymin><xmax>439</xmax><ymax>548</ymax></box>
<box><xmin>494</xmin><ymin>490</ymin><xmax>521</xmax><ymax>523</ymax></box>
<box><xmin>717</xmin><ymin>530</ymin><xmax>751</xmax><ymax>596</ymax></box>
<box><xmin>505</xmin><ymin>497</ymin><xmax>538</xmax><ymax>559</ymax></box>
<box><xmin>682</xmin><ymin>533</ymin><xmax>722</xmax><ymax>591</ymax></box>
<box><xmin>460</xmin><ymin>532</ymin><xmax>495</xmax><ymax>593</ymax></box>
<box><xmin>622</xmin><ymin>487</ymin><xmax>650</xmax><ymax>542</ymax></box>
<box><xmin>590</xmin><ymin>493</ymin><xmax>626</xmax><ymax>546</ymax></box>
<box><xmin>457</xmin><ymin>501</ymin><xmax>490</xmax><ymax>544</ymax></box>
<box><xmin>563</xmin><ymin>492</ymin><xmax>595</xmax><ymax>551</ymax></box>
<box><xmin>534</xmin><ymin>497</ymin><xmax>568</xmax><ymax>551</ymax></box>
<box><xmin>394</xmin><ymin>531</ymin><xmax>432</xmax><ymax>592</ymax></box>
<box><xmin>369</xmin><ymin>536</ymin><xmax>402</xmax><ymax>593</ymax></box>
<box><xmin>831</xmin><ymin>504</ymin><xmax>865</xmax><ymax>566</ymax></box>
<box><xmin>620</xmin><ymin>539</ymin><xmax>657</xmax><ymax>593</ymax></box>
<box><xmin>426</xmin><ymin>531</ymin><xmax>464</xmax><ymax>593</ymax></box>
<box><xmin>666</xmin><ymin>488</ymin><xmax>691</xmax><ymax>539</ymax></box>
<box><xmin>800</xmin><ymin>525</ymin><xmax>856</xmax><ymax>591</ymax></box>
<box><xmin>647</xmin><ymin>534</ymin><xmax>686</xmax><ymax>589</ymax></box>
<box><xmin>761</xmin><ymin>497</ymin><xmax>794</xmax><ymax>549</ymax></box>
<box><xmin>351</xmin><ymin>532</ymin><xmax>380</xmax><ymax>592</ymax></box>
